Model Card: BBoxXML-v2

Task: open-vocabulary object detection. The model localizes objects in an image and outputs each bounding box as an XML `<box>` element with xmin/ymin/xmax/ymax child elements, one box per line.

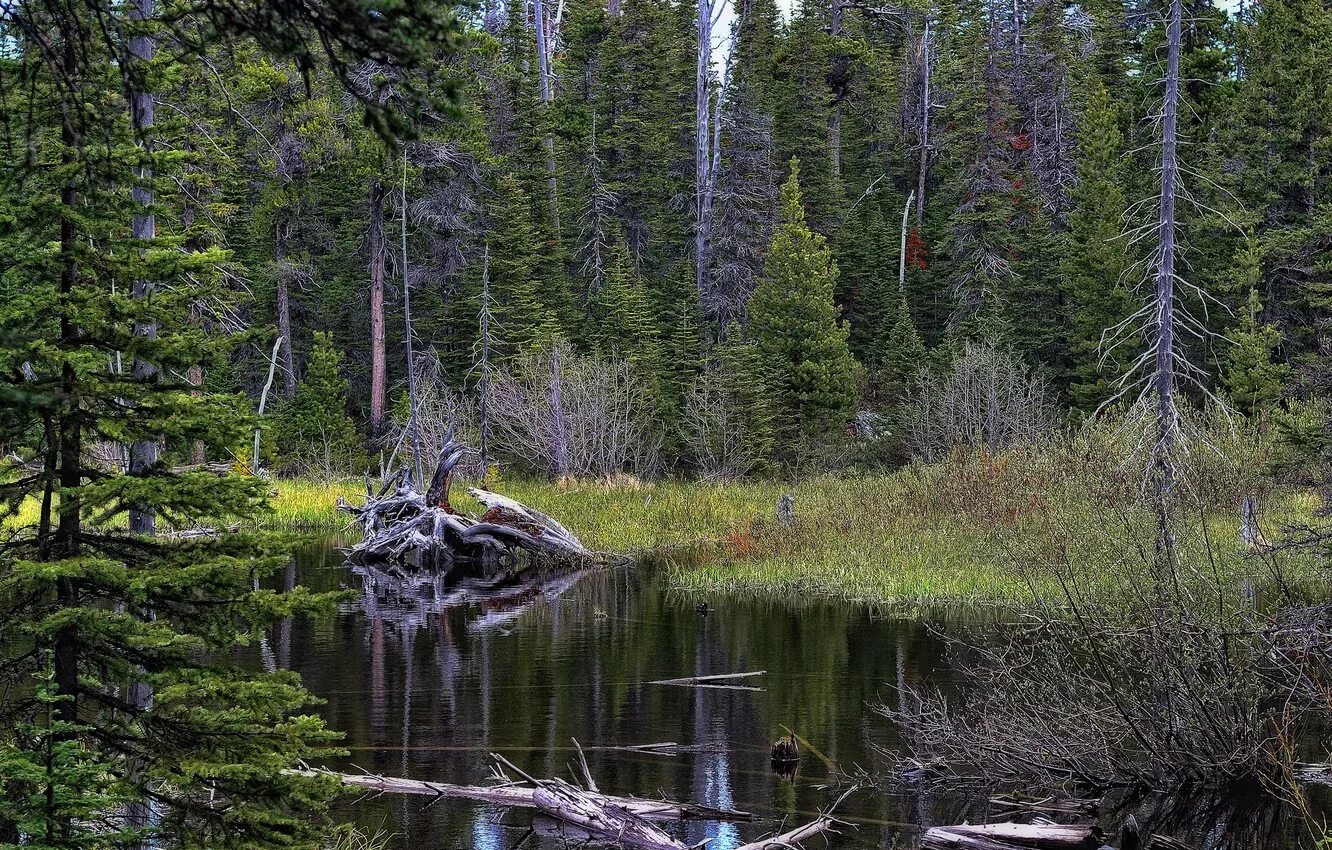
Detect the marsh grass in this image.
<box><xmin>257</xmin><ymin>446</ymin><xmax>1320</xmax><ymax>607</ymax></box>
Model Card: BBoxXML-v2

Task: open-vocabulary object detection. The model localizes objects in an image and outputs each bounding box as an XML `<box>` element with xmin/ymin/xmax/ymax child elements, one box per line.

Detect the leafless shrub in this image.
<box><xmin>682</xmin><ymin>376</ymin><xmax>756</xmax><ymax>482</ymax></box>
<box><xmin>879</xmin><ymin>470</ymin><xmax>1331</xmax><ymax>848</ymax></box>
<box><xmin>903</xmin><ymin>341</ymin><xmax>1060</xmax><ymax>462</ymax></box>
<box><xmin>486</xmin><ymin>342</ymin><xmax>661</xmax><ymax>480</ymax></box>
<box><xmin>387</xmin><ymin>352</ymin><xmax>487</xmax><ymax>482</ymax></box>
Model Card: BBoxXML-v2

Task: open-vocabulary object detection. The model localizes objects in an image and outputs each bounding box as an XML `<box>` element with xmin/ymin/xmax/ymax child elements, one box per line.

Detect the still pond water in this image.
<box><xmin>267</xmin><ymin>537</ymin><xmax>1313</xmax><ymax>850</ymax></box>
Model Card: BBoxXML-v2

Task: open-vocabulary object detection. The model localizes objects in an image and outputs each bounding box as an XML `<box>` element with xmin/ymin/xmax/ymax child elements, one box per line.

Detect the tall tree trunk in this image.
<box><xmin>479</xmin><ymin>245</ymin><xmax>492</xmax><ymax>471</ymax></box>
<box><xmin>1152</xmin><ymin>0</ymin><xmax>1183</xmax><ymax>548</ymax></box>
<box><xmin>368</xmin><ymin>179</ymin><xmax>388</xmax><ymax>437</ymax></box>
<box><xmin>401</xmin><ymin>156</ymin><xmax>423</xmax><ymax>484</ymax></box>
<box><xmin>53</xmin><ymin>25</ymin><xmax>82</xmax><ymax>750</ymax></box>
<box><xmin>275</xmin><ymin>221</ymin><xmax>297</xmax><ymax>401</ymax></box>
<box><xmin>915</xmin><ymin>18</ymin><xmax>932</xmax><ymax>225</ymax></box>
<box><xmin>694</xmin><ymin>0</ymin><xmax>714</xmax><ymax>302</ymax></box>
<box><xmin>128</xmin><ymin>0</ymin><xmax>157</xmax><ymax>536</ymax></box>
<box><xmin>533</xmin><ymin>0</ymin><xmax>561</xmax><ymax>232</ymax></box>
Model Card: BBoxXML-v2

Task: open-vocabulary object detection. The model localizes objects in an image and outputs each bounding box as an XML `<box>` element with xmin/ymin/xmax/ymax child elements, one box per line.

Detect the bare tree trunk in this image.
<box><xmin>1152</xmin><ymin>0</ymin><xmax>1182</xmax><ymax>510</ymax></box>
<box><xmin>533</xmin><ymin>0</ymin><xmax>561</xmax><ymax>232</ymax></box>
<box><xmin>128</xmin><ymin>0</ymin><xmax>157</xmax><ymax>537</ymax></box>
<box><xmin>188</xmin><ymin>362</ymin><xmax>205</xmax><ymax>464</ymax></box>
<box><xmin>915</xmin><ymin>19</ymin><xmax>932</xmax><ymax>225</ymax></box>
<box><xmin>479</xmin><ymin>245</ymin><xmax>492</xmax><ymax>471</ymax></box>
<box><xmin>275</xmin><ymin>221</ymin><xmax>297</xmax><ymax>401</ymax></box>
<box><xmin>694</xmin><ymin>0</ymin><xmax>714</xmax><ymax>301</ymax></box>
<box><xmin>548</xmin><ymin>345</ymin><xmax>569</xmax><ymax>478</ymax></box>
<box><xmin>369</xmin><ymin>179</ymin><xmax>388</xmax><ymax>436</ymax></box>
<box><xmin>401</xmin><ymin>154</ymin><xmax>423</xmax><ymax>484</ymax></box>
<box><xmin>253</xmin><ymin>336</ymin><xmax>285</xmax><ymax>475</ymax></box>
<box><xmin>828</xmin><ymin>0</ymin><xmax>843</xmax><ymax>181</ymax></box>
<box><xmin>899</xmin><ymin>189</ymin><xmax>915</xmax><ymax>296</ymax></box>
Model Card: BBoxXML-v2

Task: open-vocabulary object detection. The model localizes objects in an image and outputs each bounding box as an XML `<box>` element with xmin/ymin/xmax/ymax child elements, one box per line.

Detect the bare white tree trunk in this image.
<box><xmin>694</xmin><ymin>0</ymin><xmax>733</xmax><ymax>311</ymax></box>
<box><xmin>253</xmin><ymin>336</ymin><xmax>285</xmax><ymax>475</ymax></box>
<box><xmin>533</xmin><ymin>0</ymin><xmax>561</xmax><ymax>232</ymax></box>
<box><xmin>479</xmin><ymin>245</ymin><xmax>492</xmax><ymax>471</ymax></box>
<box><xmin>899</xmin><ymin>190</ymin><xmax>915</xmax><ymax>296</ymax></box>
<box><xmin>915</xmin><ymin>19</ymin><xmax>933</xmax><ymax>225</ymax></box>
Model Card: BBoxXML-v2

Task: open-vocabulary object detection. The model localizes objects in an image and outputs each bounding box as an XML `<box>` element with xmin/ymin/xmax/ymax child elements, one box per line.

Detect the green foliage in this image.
<box><xmin>1225</xmin><ymin>288</ymin><xmax>1291</xmax><ymax>417</ymax></box>
<box><xmin>749</xmin><ymin>162</ymin><xmax>862</xmax><ymax>453</ymax></box>
<box><xmin>1061</xmin><ymin>76</ymin><xmax>1133</xmax><ymax>413</ymax></box>
<box><xmin>685</xmin><ymin>322</ymin><xmax>776</xmax><ymax>478</ymax></box>
<box><xmin>278</xmin><ymin>332</ymin><xmax>366</xmax><ymax>476</ymax></box>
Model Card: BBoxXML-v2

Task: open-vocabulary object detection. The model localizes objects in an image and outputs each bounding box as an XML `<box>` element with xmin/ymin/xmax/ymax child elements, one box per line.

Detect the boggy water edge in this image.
<box><xmin>268</xmin><ymin>538</ymin><xmax>1322</xmax><ymax>850</ymax></box>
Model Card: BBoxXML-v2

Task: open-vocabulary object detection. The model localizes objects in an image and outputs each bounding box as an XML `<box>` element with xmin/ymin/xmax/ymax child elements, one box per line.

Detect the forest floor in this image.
<box><xmin>267</xmin><ymin>459</ymin><xmax>1322</xmax><ymax>608</ymax></box>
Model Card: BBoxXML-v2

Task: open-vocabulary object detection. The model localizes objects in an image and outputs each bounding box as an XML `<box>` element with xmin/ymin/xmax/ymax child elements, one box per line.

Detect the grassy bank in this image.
<box><xmin>264</xmin><ymin>452</ymin><xmax>1321</xmax><ymax>607</ymax></box>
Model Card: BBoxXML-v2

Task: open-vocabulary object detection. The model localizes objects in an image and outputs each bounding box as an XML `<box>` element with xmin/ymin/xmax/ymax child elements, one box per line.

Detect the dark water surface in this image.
<box><xmin>272</xmin><ymin>538</ymin><xmax>983</xmax><ymax>849</ymax></box>
<box><xmin>270</xmin><ymin>537</ymin><xmax>1317</xmax><ymax>850</ymax></box>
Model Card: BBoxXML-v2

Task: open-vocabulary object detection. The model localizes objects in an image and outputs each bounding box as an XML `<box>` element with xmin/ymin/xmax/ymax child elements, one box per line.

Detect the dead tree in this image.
<box><xmin>368</xmin><ymin>179</ymin><xmax>388</xmax><ymax>436</ymax></box>
<box><xmin>532</xmin><ymin>0</ymin><xmax>560</xmax><ymax>231</ymax></box>
<box><xmin>694</xmin><ymin>0</ymin><xmax>735</xmax><ymax>307</ymax></box>
<box><xmin>339</xmin><ymin>428</ymin><xmax>600</xmax><ymax>563</ymax></box>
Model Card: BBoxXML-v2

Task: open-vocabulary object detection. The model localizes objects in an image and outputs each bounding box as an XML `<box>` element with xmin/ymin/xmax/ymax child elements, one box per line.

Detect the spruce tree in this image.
<box><xmin>586</xmin><ymin>238</ymin><xmax>665</xmax><ymax>393</ymax></box>
<box><xmin>1061</xmin><ymin>76</ymin><xmax>1132</xmax><ymax>413</ymax></box>
<box><xmin>748</xmin><ymin>161</ymin><xmax>861</xmax><ymax>452</ymax></box>
<box><xmin>278</xmin><ymin>332</ymin><xmax>366</xmax><ymax>476</ymax></box>
<box><xmin>0</xmin><ymin>0</ymin><xmax>464</xmax><ymax>842</ymax></box>
<box><xmin>1225</xmin><ymin>288</ymin><xmax>1291</xmax><ymax>418</ymax></box>
<box><xmin>487</xmin><ymin>173</ymin><xmax>561</xmax><ymax>358</ymax></box>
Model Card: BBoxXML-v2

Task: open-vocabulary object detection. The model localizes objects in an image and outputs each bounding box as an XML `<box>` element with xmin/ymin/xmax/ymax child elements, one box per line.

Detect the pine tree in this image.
<box><xmin>1225</xmin><ymin>287</ymin><xmax>1291</xmax><ymax>418</ymax></box>
<box><xmin>1061</xmin><ymin>76</ymin><xmax>1132</xmax><ymax>413</ymax></box>
<box><xmin>880</xmin><ymin>297</ymin><xmax>928</xmax><ymax>400</ymax></box>
<box><xmin>587</xmin><ymin>238</ymin><xmax>665</xmax><ymax>392</ymax></box>
<box><xmin>748</xmin><ymin>161</ymin><xmax>861</xmax><ymax>450</ymax></box>
<box><xmin>685</xmin><ymin>322</ymin><xmax>775</xmax><ymax>477</ymax></box>
<box><xmin>0</xmin><ymin>0</ymin><xmax>463</xmax><ymax>842</ymax></box>
<box><xmin>278</xmin><ymin>332</ymin><xmax>366</xmax><ymax>475</ymax></box>
<box><xmin>487</xmin><ymin>174</ymin><xmax>562</xmax><ymax>358</ymax></box>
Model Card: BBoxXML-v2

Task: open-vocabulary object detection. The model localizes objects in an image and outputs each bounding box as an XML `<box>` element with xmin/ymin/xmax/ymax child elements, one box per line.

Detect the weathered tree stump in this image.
<box><xmin>338</xmin><ymin>429</ymin><xmax>601</xmax><ymax>566</ymax></box>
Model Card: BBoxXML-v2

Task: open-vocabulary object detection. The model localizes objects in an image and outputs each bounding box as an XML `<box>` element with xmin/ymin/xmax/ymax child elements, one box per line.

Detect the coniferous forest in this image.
<box><xmin>6</xmin><ymin>0</ymin><xmax>1332</xmax><ymax>845</ymax></box>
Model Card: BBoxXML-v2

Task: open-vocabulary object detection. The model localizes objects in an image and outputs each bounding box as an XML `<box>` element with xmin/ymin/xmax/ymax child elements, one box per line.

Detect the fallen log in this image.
<box><xmin>921</xmin><ymin>822</ymin><xmax>1103</xmax><ymax>850</ymax></box>
<box><xmin>531</xmin><ymin>779</ymin><xmax>686</xmax><ymax>850</ymax></box>
<box><xmin>648</xmin><ymin>671</ymin><xmax>766</xmax><ymax>692</ymax></box>
<box><xmin>286</xmin><ymin>765</ymin><xmax>754</xmax><ymax>823</ymax></box>
<box><xmin>731</xmin><ymin>785</ymin><xmax>855</xmax><ymax>850</ymax></box>
<box><xmin>339</xmin><ymin>430</ymin><xmax>605</xmax><ymax>565</ymax></box>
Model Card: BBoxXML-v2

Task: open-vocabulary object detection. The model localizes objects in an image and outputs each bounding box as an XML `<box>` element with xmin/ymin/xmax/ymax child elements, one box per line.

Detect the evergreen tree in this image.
<box><xmin>749</xmin><ymin>161</ymin><xmax>861</xmax><ymax>450</ymax></box>
<box><xmin>685</xmin><ymin>322</ymin><xmax>775</xmax><ymax>477</ymax></box>
<box><xmin>0</xmin><ymin>0</ymin><xmax>463</xmax><ymax>842</ymax></box>
<box><xmin>1061</xmin><ymin>76</ymin><xmax>1132</xmax><ymax>413</ymax></box>
<box><xmin>1225</xmin><ymin>288</ymin><xmax>1291</xmax><ymax>417</ymax></box>
<box><xmin>487</xmin><ymin>174</ymin><xmax>562</xmax><ymax>358</ymax></box>
<box><xmin>880</xmin><ymin>297</ymin><xmax>928</xmax><ymax>400</ymax></box>
<box><xmin>587</xmin><ymin>238</ymin><xmax>665</xmax><ymax>393</ymax></box>
<box><xmin>278</xmin><ymin>332</ymin><xmax>366</xmax><ymax>475</ymax></box>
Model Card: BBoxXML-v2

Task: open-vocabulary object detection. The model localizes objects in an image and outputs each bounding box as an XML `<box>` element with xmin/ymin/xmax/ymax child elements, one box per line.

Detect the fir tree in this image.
<box><xmin>0</xmin><ymin>0</ymin><xmax>463</xmax><ymax>842</ymax></box>
<box><xmin>278</xmin><ymin>332</ymin><xmax>366</xmax><ymax>476</ymax></box>
<box><xmin>1225</xmin><ymin>288</ymin><xmax>1291</xmax><ymax>417</ymax></box>
<box><xmin>748</xmin><ymin>161</ymin><xmax>861</xmax><ymax>449</ymax></box>
<box><xmin>487</xmin><ymin>173</ymin><xmax>562</xmax><ymax>358</ymax></box>
<box><xmin>1061</xmin><ymin>76</ymin><xmax>1132</xmax><ymax>413</ymax></box>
